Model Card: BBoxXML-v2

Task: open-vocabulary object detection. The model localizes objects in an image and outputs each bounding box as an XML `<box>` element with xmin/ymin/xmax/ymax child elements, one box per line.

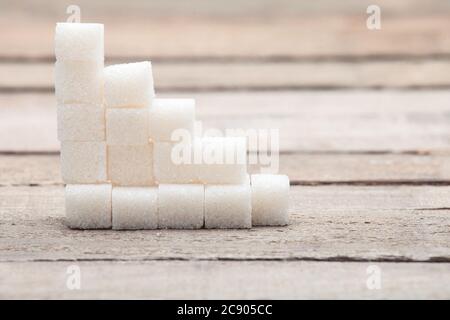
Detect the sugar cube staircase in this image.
<box><xmin>55</xmin><ymin>22</ymin><xmax>290</xmax><ymax>230</ymax></box>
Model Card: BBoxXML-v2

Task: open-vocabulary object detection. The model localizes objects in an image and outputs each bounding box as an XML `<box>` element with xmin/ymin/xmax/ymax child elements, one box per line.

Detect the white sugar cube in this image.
<box><xmin>60</xmin><ymin>141</ymin><xmax>107</xmax><ymax>183</ymax></box>
<box><xmin>112</xmin><ymin>187</ymin><xmax>158</xmax><ymax>230</ymax></box>
<box><xmin>55</xmin><ymin>60</ymin><xmax>103</xmax><ymax>105</ymax></box>
<box><xmin>251</xmin><ymin>174</ymin><xmax>290</xmax><ymax>226</ymax></box>
<box><xmin>104</xmin><ymin>62</ymin><xmax>154</xmax><ymax>108</ymax></box>
<box><xmin>148</xmin><ymin>99</ymin><xmax>195</xmax><ymax>142</ymax></box>
<box><xmin>108</xmin><ymin>144</ymin><xmax>154</xmax><ymax>186</ymax></box>
<box><xmin>153</xmin><ymin>142</ymin><xmax>198</xmax><ymax>183</ymax></box>
<box><xmin>57</xmin><ymin>104</ymin><xmax>105</xmax><ymax>141</ymax></box>
<box><xmin>158</xmin><ymin>184</ymin><xmax>204</xmax><ymax>229</ymax></box>
<box><xmin>65</xmin><ymin>184</ymin><xmax>112</xmax><ymax>229</ymax></box>
<box><xmin>195</xmin><ymin>137</ymin><xmax>248</xmax><ymax>184</ymax></box>
<box><xmin>55</xmin><ymin>23</ymin><xmax>104</xmax><ymax>61</ymax></box>
<box><xmin>106</xmin><ymin>108</ymin><xmax>149</xmax><ymax>145</ymax></box>
<box><xmin>205</xmin><ymin>183</ymin><xmax>252</xmax><ymax>229</ymax></box>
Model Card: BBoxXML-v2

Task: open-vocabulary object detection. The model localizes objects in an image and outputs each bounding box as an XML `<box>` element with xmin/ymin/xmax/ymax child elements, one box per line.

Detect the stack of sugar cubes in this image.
<box><xmin>55</xmin><ymin>22</ymin><xmax>290</xmax><ymax>230</ymax></box>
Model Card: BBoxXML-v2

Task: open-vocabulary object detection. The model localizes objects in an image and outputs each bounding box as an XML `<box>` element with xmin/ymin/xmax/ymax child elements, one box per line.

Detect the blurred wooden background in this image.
<box><xmin>0</xmin><ymin>0</ymin><xmax>449</xmax><ymax>299</ymax></box>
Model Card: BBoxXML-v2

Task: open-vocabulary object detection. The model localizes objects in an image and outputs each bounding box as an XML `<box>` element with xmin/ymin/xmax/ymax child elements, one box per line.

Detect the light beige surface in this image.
<box><xmin>1</xmin><ymin>261</ymin><xmax>449</xmax><ymax>299</ymax></box>
<box><xmin>3</xmin><ymin>91</ymin><xmax>450</xmax><ymax>152</ymax></box>
<box><xmin>0</xmin><ymin>0</ymin><xmax>449</xmax><ymax>299</ymax></box>
<box><xmin>1</xmin><ymin>1</ymin><xmax>450</xmax><ymax>58</ymax></box>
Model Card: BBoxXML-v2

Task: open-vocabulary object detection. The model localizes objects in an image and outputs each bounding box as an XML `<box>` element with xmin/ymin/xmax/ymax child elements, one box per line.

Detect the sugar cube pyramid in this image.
<box><xmin>55</xmin><ymin>22</ymin><xmax>290</xmax><ymax>229</ymax></box>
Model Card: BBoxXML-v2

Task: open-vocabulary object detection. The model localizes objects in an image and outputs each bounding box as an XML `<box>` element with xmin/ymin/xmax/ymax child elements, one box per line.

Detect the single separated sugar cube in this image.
<box><xmin>112</xmin><ymin>187</ymin><xmax>158</xmax><ymax>230</ymax></box>
<box><xmin>106</xmin><ymin>108</ymin><xmax>149</xmax><ymax>145</ymax></box>
<box><xmin>65</xmin><ymin>184</ymin><xmax>112</xmax><ymax>229</ymax></box>
<box><xmin>55</xmin><ymin>60</ymin><xmax>103</xmax><ymax>105</ymax></box>
<box><xmin>153</xmin><ymin>142</ymin><xmax>198</xmax><ymax>183</ymax></box>
<box><xmin>158</xmin><ymin>184</ymin><xmax>204</xmax><ymax>229</ymax></box>
<box><xmin>57</xmin><ymin>104</ymin><xmax>105</xmax><ymax>141</ymax></box>
<box><xmin>148</xmin><ymin>99</ymin><xmax>195</xmax><ymax>142</ymax></box>
<box><xmin>104</xmin><ymin>62</ymin><xmax>154</xmax><ymax>108</ymax></box>
<box><xmin>60</xmin><ymin>141</ymin><xmax>107</xmax><ymax>183</ymax></box>
<box><xmin>195</xmin><ymin>137</ymin><xmax>248</xmax><ymax>184</ymax></box>
<box><xmin>55</xmin><ymin>23</ymin><xmax>104</xmax><ymax>61</ymax></box>
<box><xmin>205</xmin><ymin>182</ymin><xmax>252</xmax><ymax>229</ymax></box>
<box><xmin>108</xmin><ymin>144</ymin><xmax>154</xmax><ymax>186</ymax></box>
<box><xmin>251</xmin><ymin>174</ymin><xmax>290</xmax><ymax>226</ymax></box>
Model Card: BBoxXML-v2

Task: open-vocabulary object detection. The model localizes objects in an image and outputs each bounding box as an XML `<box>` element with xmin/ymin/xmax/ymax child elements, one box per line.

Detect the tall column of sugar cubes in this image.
<box><xmin>104</xmin><ymin>61</ymin><xmax>158</xmax><ymax>230</ymax></box>
<box><xmin>55</xmin><ymin>23</ymin><xmax>111</xmax><ymax>229</ymax></box>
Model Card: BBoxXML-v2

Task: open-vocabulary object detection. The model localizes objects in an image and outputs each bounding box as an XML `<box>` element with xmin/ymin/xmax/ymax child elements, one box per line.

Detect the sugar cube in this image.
<box><xmin>65</xmin><ymin>184</ymin><xmax>112</xmax><ymax>229</ymax></box>
<box><xmin>104</xmin><ymin>62</ymin><xmax>154</xmax><ymax>108</ymax></box>
<box><xmin>112</xmin><ymin>187</ymin><xmax>158</xmax><ymax>230</ymax></box>
<box><xmin>57</xmin><ymin>104</ymin><xmax>105</xmax><ymax>141</ymax></box>
<box><xmin>106</xmin><ymin>108</ymin><xmax>149</xmax><ymax>145</ymax></box>
<box><xmin>158</xmin><ymin>184</ymin><xmax>204</xmax><ymax>229</ymax></box>
<box><xmin>55</xmin><ymin>23</ymin><xmax>104</xmax><ymax>61</ymax></box>
<box><xmin>148</xmin><ymin>99</ymin><xmax>195</xmax><ymax>142</ymax></box>
<box><xmin>205</xmin><ymin>183</ymin><xmax>252</xmax><ymax>229</ymax></box>
<box><xmin>108</xmin><ymin>144</ymin><xmax>154</xmax><ymax>186</ymax></box>
<box><xmin>60</xmin><ymin>141</ymin><xmax>107</xmax><ymax>183</ymax></box>
<box><xmin>54</xmin><ymin>60</ymin><xmax>104</xmax><ymax>105</ymax></box>
<box><xmin>195</xmin><ymin>137</ymin><xmax>248</xmax><ymax>184</ymax></box>
<box><xmin>153</xmin><ymin>142</ymin><xmax>198</xmax><ymax>183</ymax></box>
<box><xmin>251</xmin><ymin>174</ymin><xmax>290</xmax><ymax>226</ymax></box>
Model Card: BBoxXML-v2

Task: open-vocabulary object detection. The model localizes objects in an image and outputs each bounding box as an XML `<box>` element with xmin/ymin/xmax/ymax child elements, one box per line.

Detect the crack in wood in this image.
<box><xmin>2</xmin><ymin>179</ymin><xmax>450</xmax><ymax>188</ymax></box>
<box><xmin>291</xmin><ymin>180</ymin><xmax>450</xmax><ymax>186</ymax></box>
<box><xmin>2</xmin><ymin>53</ymin><xmax>450</xmax><ymax>64</ymax></box>
<box><xmin>3</xmin><ymin>85</ymin><xmax>450</xmax><ymax>93</ymax></box>
<box><xmin>1</xmin><ymin>256</ymin><xmax>449</xmax><ymax>264</ymax></box>
<box><xmin>0</xmin><ymin>150</ymin><xmax>438</xmax><ymax>156</ymax></box>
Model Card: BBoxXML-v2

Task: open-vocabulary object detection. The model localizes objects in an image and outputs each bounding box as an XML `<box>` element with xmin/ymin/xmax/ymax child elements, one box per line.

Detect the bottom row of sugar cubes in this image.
<box><xmin>65</xmin><ymin>174</ymin><xmax>290</xmax><ymax>230</ymax></box>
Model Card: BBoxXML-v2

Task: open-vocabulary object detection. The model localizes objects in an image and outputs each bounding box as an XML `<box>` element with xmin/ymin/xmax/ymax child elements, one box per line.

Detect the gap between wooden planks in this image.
<box><xmin>2</xmin><ymin>153</ymin><xmax>450</xmax><ymax>187</ymax></box>
<box><xmin>1</xmin><ymin>260</ymin><xmax>449</xmax><ymax>299</ymax></box>
<box><xmin>2</xmin><ymin>91</ymin><xmax>450</xmax><ymax>153</ymax></box>
<box><xmin>2</xmin><ymin>60</ymin><xmax>450</xmax><ymax>91</ymax></box>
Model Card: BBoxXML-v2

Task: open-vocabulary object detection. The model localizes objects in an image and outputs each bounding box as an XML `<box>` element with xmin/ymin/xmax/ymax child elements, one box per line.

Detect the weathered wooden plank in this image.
<box><xmin>272</xmin><ymin>153</ymin><xmax>450</xmax><ymax>184</ymax></box>
<box><xmin>1</xmin><ymin>1</ymin><xmax>449</xmax><ymax>59</ymax></box>
<box><xmin>0</xmin><ymin>155</ymin><xmax>61</xmax><ymax>186</ymax></box>
<box><xmin>2</xmin><ymin>153</ymin><xmax>450</xmax><ymax>186</ymax></box>
<box><xmin>3</xmin><ymin>61</ymin><xmax>450</xmax><ymax>90</ymax></box>
<box><xmin>0</xmin><ymin>260</ymin><xmax>449</xmax><ymax>299</ymax></box>
<box><xmin>5</xmin><ymin>0</ymin><xmax>450</xmax><ymax>18</ymax></box>
<box><xmin>2</xmin><ymin>91</ymin><xmax>450</xmax><ymax>152</ymax></box>
<box><xmin>0</xmin><ymin>186</ymin><xmax>449</xmax><ymax>262</ymax></box>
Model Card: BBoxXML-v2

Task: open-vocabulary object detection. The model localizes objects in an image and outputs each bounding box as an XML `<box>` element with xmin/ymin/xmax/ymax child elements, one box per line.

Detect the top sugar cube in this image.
<box><xmin>55</xmin><ymin>23</ymin><xmax>104</xmax><ymax>61</ymax></box>
<box><xmin>104</xmin><ymin>62</ymin><xmax>155</xmax><ymax>108</ymax></box>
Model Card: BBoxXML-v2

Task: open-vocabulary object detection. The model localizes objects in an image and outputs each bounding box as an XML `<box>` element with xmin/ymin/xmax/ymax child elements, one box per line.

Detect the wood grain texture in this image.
<box><xmin>1</xmin><ymin>1</ymin><xmax>449</xmax><ymax>59</ymax></box>
<box><xmin>5</xmin><ymin>0</ymin><xmax>450</xmax><ymax>17</ymax></box>
<box><xmin>3</xmin><ymin>61</ymin><xmax>450</xmax><ymax>90</ymax></box>
<box><xmin>2</xmin><ymin>153</ymin><xmax>450</xmax><ymax>187</ymax></box>
<box><xmin>2</xmin><ymin>91</ymin><xmax>450</xmax><ymax>152</ymax></box>
<box><xmin>1</xmin><ymin>260</ymin><xmax>449</xmax><ymax>299</ymax></box>
<box><xmin>1</xmin><ymin>186</ymin><xmax>449</xmax><ymax>263</ymax></box>
<box><xmin>1</xmin><ymin>0</ymin><xmax>449</xmax><ymax>300</ymax></box>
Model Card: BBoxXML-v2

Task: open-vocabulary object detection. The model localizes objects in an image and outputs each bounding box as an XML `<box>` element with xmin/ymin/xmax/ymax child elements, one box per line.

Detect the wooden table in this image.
<box><xmin>0</xmin><ymin>0</ymin><xmax>449</xmax><ymax>299</ymax></box>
